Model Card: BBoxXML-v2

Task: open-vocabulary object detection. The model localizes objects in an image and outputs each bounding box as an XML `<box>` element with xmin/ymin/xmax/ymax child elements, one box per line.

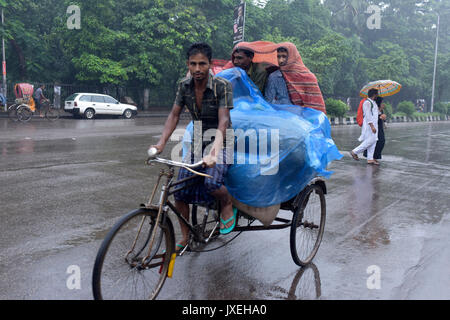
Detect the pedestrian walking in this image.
<box><xmin>350</xmin><ymin>89</ymin><xmax>380</xmax><ymax>165</ymax></box>
<box><xmin>363</xmin><ymin>96</ymin><xmax>387</xmax><ymax>161</ymax></box>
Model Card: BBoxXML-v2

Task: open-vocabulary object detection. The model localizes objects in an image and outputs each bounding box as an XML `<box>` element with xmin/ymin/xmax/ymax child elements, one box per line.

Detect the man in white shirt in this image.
<box><xmin>350</xmin><ymin>89</ymin><xmax>380</xmax><ymax>165</ymax></box>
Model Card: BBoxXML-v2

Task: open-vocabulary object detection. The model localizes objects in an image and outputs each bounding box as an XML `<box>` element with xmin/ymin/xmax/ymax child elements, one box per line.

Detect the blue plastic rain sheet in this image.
<box><xmin>182</xmin><ymin>67</ymin><xmax>342</xmax><ymax>207</ymax></box>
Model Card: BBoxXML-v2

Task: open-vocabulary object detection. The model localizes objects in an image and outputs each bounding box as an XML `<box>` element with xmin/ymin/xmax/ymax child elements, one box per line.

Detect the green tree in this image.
<box><xmin>1</xmin><ymin>0</ymin><xmax>449</xmax><ymax>107</ymax></box>
<box><xmin>119</xmin><ymin>0</ymin><xmax>214</xmax><ymax>102</ymax></box>
<box><xmin>299</xmin><ymin>33</ymin><xmax>359</xmax><ymax>97</ymax></box>
<box><xmin>56</xmin><ymin>0</ymin><xmax>130</xmax><ymax>84</ymax></box>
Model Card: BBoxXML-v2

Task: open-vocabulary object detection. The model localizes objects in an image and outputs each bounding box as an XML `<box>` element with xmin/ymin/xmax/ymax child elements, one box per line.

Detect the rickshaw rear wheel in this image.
<box><xmin>16</xmin><ymin>105</ymin><xmax>33</xmax><ymax>122</ymax></box>
<box><xmin>290</xmin><ymin>184</ymin><xmax>326</xmax><ymax>267</ymax></box>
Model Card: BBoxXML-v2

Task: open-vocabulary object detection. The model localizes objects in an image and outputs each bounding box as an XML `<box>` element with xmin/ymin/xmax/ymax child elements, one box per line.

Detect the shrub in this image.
<box><xmin>397</xmin><ymin>101</ymin><xmax>415</xmax><ymax>117</ymax></box>
<box><xmin>325</xmin><ymin>98</ymin><xmax>349</xmax><ymax>118</ymax></box>
<box><xmin>434</xmin><ymin>102</ymin><xmax>449</xmax><ymax>115</ymax></box>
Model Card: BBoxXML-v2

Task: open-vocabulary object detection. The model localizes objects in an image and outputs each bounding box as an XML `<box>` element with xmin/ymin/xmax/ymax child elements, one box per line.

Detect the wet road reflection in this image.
<box><xmin>286</xmin><ymin>264</ymin><xmax>321</xmax><ymax>300</ymax></box>
<box><xmin>0</xmin><ymin>119</ymin><xmax>449</xmax><ymax>299</ymax></box>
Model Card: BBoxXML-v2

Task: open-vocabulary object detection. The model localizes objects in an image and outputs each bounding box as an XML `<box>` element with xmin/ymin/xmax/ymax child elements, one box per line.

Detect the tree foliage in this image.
<box><xmin>1</xmin><ymin>0</ymin><xmax>449</xmax><ymax>106</ymax></box>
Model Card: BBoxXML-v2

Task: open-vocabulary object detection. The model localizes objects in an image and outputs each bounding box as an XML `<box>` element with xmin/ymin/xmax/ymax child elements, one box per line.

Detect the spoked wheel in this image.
<box><xmin>8</xmin><ymin>105</ymin><xmax>18</xmax><ymax>121</ymax></box>
<box><xmin>92</xmin><ymin>208</ymin><xmax>175</xmax><ymax>300</ymax></box>
<box><xmin>290</xmin><ymin>184</ymin><xmax>326</xmax><ymax>267</ymax></box>
<box><xmin>45</xmin><ymin>107</ymin><xmax>60</xmax><ymax>121</ymax></box>
<box><xmin>190</xmin><ymin>204</ymin><xmax>239</xmax><ymax>252</ymax></box>
<box><xmin>16</xmin><ymin>105</ymin><xmax>33</xmax><ymax>122</ymax></box>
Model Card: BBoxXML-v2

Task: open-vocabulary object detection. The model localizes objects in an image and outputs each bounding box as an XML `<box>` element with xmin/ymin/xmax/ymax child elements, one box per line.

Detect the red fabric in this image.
<box><xmin>211</xmin><ymin>59</ymin><xmax>228</xmax><ymax>75</ymax></box>
<box><xmin>357</xmin><ymin>98</ymin><xmax>366</xmax><ymax>126</ymax></box>
<box><xmin>221</xmin><ymin>41</ymin><xmax>326</xmax><ymax>114</ymax></box>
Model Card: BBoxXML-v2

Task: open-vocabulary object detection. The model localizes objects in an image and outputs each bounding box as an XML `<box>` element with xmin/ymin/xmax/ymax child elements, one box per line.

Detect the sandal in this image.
<box><xmin>220</xmin><ymin>207</ymin><xmax>238</xmax><ymax>235</ymax></box>
<box><xmin>164</xmin><ymin>242</ymin><xmax>189</xmax><ymax>256</ymax></box>
<box><xmin>175</xmin><ymin>243</ymin><xmax>189</xmax><ymax>254</ymax></box>
<box><xmin>350</xmin><ymin>151</ymin><xmax>360</xmax><ymax>161</ymax></box>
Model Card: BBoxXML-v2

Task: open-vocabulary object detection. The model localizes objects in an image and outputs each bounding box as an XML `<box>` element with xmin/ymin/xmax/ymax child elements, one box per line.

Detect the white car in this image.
<box><xmin>64</xmin><ymin>93</ymin><xmax>138</xmax><ymax>119</ymax></box>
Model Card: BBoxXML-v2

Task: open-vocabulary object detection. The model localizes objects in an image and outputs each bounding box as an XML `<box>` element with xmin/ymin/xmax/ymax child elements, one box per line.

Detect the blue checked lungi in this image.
<box><xmin>174</xmin><ymin>149</ymin><xmax>230</xmax><ymax>204</ymax></box>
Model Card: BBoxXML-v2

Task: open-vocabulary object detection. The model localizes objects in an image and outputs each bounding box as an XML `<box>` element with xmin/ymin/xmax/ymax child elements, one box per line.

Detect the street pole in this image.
<box><xmin>2</xmin><ymin>9</ymin><xmax>6</xmax><ymax>111</ymax></box>
<box><xmin>242</xmin><ymin>0</ymin><xmax>246</xmax><ymax>43</ymax></box>
<box><xmin>430</xmin><ymin>13</ymin><xmax>440</xmax><ymax>113</ymax></box>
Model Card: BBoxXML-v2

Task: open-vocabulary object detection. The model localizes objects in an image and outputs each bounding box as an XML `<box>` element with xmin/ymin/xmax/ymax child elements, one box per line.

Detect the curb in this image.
<box><xmin>0</xmin><ymin>110</ymin><xmax>184</xmax><ymax>119</ymax></box>
<box><xmin>1</xmin><ymin>110</ymin><xmax>449</xmax><ymax>123</ymax></box>
<box><xmin>327</xmin><ymin>115</ymin><xmax>450</xmax><ymax>126</ymax></box>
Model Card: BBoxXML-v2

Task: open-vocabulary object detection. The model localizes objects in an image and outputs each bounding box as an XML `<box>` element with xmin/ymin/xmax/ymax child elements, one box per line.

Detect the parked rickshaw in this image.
<box><xmin>8</xmin><ymin>83</ymin><xmax>59</xmax><ymax>122</ymax></box>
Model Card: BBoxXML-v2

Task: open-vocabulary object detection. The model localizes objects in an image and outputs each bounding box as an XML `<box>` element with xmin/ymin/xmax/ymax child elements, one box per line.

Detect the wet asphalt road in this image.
<box><xmin>0</xmin><ymin>118</ymin><xmax>449</xmax><ymax>300</ymax></box>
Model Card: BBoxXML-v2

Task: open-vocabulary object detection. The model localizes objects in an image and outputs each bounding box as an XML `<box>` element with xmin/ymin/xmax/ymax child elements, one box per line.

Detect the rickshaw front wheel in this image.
<box><xmin>8</xmin><ymin>104</ymin><xmax>18</xmax><ymax>121</ymax></box>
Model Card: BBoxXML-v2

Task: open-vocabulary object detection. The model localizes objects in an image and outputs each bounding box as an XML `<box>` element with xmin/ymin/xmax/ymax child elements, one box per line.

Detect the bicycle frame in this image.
<box><xmin>143</xmin><ymin>160</ymin><xmax>301</xmax><ymax>246</ymax></box>
<box><xmin>143</xmin><ymin>165</ymin><xmax>216</xmax><ymax>244</ymax></box>
<box><xmin>92</xmin><ymin>157</ymin><xmax>327</xmax><ymax>299</ymax></box>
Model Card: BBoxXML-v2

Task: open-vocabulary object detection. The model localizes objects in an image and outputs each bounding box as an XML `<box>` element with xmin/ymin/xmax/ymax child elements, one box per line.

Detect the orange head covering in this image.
<box><xmin>223</xmin><ymin>41</ymin><xmax>326</xmax><ymax>114</ymax></box>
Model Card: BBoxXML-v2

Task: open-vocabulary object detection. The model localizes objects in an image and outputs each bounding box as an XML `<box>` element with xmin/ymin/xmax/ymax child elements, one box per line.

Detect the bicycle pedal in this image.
<box><xmin>167</xmin><ymin>253</ymin><xmax>177</xmax><ymax>278</ymax></box>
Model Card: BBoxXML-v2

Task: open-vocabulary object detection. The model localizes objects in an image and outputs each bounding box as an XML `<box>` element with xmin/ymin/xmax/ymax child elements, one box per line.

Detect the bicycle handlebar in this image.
<box><xmin>146</xmin><ymin>147</ymin><xmax>211</xmax><ymax>178</ymax></box>
<box><xmin>148</xmin><ymin>157</ymin><xmax>204</xmax><ymax>169</ymax></box>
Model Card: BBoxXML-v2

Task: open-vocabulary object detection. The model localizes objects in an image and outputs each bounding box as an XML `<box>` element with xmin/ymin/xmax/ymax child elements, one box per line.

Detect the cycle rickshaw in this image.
<box><xmin>7</xmin><ymin>83</ymin><xmax>59</xmax><ymax>122</ymax></box>
<box><xmin>92</xmin><ymin>41</ymin><xmax>335</xmax><ymax>300</ymax></box>
<box><xmin>92</xmin><ymin>151</ymin><xmax>327</xmax><ymax>300</ymax></box>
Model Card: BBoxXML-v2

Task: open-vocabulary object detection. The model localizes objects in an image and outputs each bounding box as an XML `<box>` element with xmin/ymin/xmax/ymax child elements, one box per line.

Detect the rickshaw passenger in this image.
<box><xmin>149</xmin><ymin>42</ymin><xmax>237</xmax><ymax>251</ymax></box>
<box><xmin>265</xmin><ymin>47</ymin><xmax>292</xmax><ymax>105</ymax></box>
<box><xmin>232</xmin><ymin>48</ymin><xmax>269</xmax><ymax>95</ymax></box>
